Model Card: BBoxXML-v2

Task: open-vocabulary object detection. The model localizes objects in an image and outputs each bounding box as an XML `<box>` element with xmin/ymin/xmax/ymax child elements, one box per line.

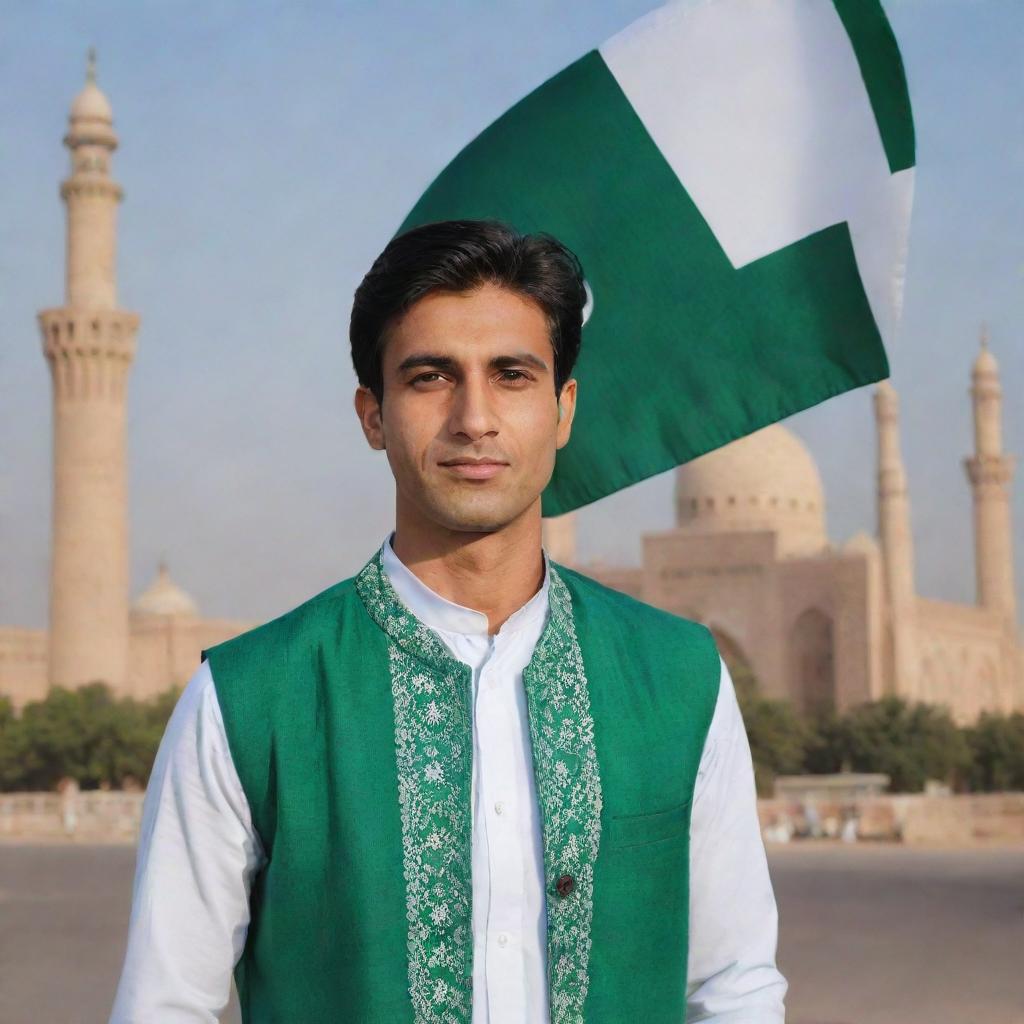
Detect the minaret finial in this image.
<box><xmin>86</xmin><ymin>47</ymin><xmax>97</xmax><ymax>84</ymax></box>
<box><xmin>979</xmin><ymin>321</ymin><xmax>989</xmax><ymax>350</ymax></box>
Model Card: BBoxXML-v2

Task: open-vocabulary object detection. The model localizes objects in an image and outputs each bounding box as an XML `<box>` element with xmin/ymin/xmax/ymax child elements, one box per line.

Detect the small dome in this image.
<box><xmin>843</xmin><ymin>530</ymin><xmax>879</xmax><ymax>555</ymax></box>
<box><xmin>65</xmin><ymin>49</ymin><xmax>117</xmax><ymax>150</ymax></box>
<box><xmin>972</xmin><ymin>324</ymin><xmax>999</xmax><ymax>377</ymax></box>
<box><xmin>972</xmin><ymin>346</ymin><xmax>998</xmax><ymax>376</ymax></box>
<box><xmin>133</xmin><ymin>563</ymin><xmax>199</xmax><ymax>617</ymax></box>
<box><xmin>674</xmin><ymin>423</ymin><xmax>828</xmax><ymax>558</ymax></box>
<box><xmin>70</xmin><ymin>81</ymin><xmax>113</xmax><ymax>123</ymax></box>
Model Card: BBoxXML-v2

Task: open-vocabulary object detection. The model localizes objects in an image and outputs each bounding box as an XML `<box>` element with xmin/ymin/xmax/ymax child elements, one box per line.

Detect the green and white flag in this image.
<box><xmin>396</xmin><ymin>0</ymin><xmax>915</xmax><ymax>516</ymax></box>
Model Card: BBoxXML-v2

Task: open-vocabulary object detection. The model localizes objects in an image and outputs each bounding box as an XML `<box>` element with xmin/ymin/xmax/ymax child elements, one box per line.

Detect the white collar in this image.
<box><xmin>379</xmin><ymin>530</ymin><xmax>550</xmax><ymax>638</ymax></box>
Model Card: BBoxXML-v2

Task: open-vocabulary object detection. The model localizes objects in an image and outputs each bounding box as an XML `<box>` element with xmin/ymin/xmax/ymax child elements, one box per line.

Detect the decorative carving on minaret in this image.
<box><xmin>37</xmin><ymin>51</ymin><xmax>140</xmax><ymax>692</ymax></box>
<box><xmin>963</xmin><ymin>326</ymin><xmax>1017</xmax><ymax>626</ymax></box>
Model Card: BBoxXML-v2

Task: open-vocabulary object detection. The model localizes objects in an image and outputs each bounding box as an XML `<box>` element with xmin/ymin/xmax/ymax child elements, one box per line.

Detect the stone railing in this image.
<box><xmin>758</xmin><ymin>791</ymin><xmax>1024</xmax><ymax>845</ymax></box>
<box><xmin>2</xmin><ymin>788</ymin><xmax>1023</xmax><ymax>845</ymax></box>
<box><xmin>0</xmin><ymin>789</ymin><xmax>144</xmax><ymax>842</ymax></box>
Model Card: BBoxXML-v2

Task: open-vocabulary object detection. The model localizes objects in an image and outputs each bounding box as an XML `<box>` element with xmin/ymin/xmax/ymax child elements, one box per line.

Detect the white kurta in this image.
<box><xmin>109</xmin><ymin>532</ymin><xmax>787</xmax><ymax>1022</ymax></box>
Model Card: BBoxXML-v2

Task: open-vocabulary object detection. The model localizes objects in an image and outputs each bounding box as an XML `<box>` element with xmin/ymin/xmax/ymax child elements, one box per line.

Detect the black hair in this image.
<box><xmin>350</xmin><ymin>218</ymin><xmax>586</xmax><ymax>406</ymax></box>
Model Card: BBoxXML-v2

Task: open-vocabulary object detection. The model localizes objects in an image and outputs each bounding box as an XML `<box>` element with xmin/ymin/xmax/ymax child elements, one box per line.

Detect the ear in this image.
<box><xmin>354</xmin><ymin>386</ymin><xmax>386</xmax><ymax>451</ymax></box>
<box><xmin>555</xmin><ymin>378</ymin><xmax>578</xmax><ymax>450</ymax></box>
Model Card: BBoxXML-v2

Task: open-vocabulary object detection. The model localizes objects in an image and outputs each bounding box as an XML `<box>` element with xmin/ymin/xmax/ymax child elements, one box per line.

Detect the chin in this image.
<box><xmin>432</xmin><ymin>498</ymin><xmax>524</xmax><ymax>535</ymax></box>
<box><xmin>439</xmin><ymin>512</ymin><xmax>509</xmax><ymax>534</ymax></box>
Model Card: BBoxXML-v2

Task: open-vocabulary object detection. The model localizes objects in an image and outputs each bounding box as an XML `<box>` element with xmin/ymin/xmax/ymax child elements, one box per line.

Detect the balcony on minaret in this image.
<box><xmin>37</xmin><ymin>308</ymin><xmax>139</xmax><ymax>402</ymax></box>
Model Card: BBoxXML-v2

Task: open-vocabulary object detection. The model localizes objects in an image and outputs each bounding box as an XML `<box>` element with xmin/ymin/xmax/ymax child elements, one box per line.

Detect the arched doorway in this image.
<box><xmin>707</xmin><ymin>626</ymin><xmax>759</xmax><ymax>704</ymax></box>
<box><xmin>788</xmin><ymin>608</ymin><xmax>836</xmax><ymax>715</ymax></box>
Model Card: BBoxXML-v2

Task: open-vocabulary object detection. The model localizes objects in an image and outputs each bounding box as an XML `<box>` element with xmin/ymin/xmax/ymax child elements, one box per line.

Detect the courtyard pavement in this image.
<box><xmin>0</xmin><ymin>840</ymin><xmax>1020</xmax><ymax>1023</ymax></box>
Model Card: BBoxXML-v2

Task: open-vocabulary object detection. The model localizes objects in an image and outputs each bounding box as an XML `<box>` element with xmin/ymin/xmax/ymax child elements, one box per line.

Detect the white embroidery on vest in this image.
<box><xmin>523</xmin><ymin>565</ymin><xmax>603</xmax><ymax>1024</ymax></box>
<box><xmin>355</xmin><ymin>546</ymin><xmax>603</xmax><ymax>1024</ymax></box>
<box><xmin>357</xmin><ymin>552</ymin><xmax>474</xmax><ymax>1023</ymax></box>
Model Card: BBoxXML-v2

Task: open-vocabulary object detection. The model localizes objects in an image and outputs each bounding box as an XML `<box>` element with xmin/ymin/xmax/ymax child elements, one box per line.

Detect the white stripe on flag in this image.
<box><xmin>599</xmin><ymin>0</ymin><xmax>914</xmax><ymax>345</ymax></box>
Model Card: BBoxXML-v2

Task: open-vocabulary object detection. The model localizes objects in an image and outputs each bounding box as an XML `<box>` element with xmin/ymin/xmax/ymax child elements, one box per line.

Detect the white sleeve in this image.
<box><xmin>685</xmin><ymin>654</ymin><xmax>788</xmax><ymax>1022</ymax></box>
<box><xmin>109</xmin><ymin>659</ymin><xmax>266</xmax><ymax>1023</ymax></box>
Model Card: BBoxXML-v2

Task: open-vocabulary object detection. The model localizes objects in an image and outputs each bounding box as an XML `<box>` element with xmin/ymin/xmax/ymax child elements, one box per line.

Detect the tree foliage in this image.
<box><xmin>962</xmin><ymin>711</ymin><xmax>1024</xmax><ymax>792</ymax></box>
<box><xmin>0</xmin><ymin>681</ymin><xmax>181</xmax><ymax>792</ymax></box>
<box><xmin>0</xmin><ymin>675</ymin><xmax>1021</xmax><ymax>797</ymax></box>
<box><xmin>830</xmin><ymin>696</ymin><xmax>972</xmax><ymax>792</ymax></box>
<box><xmin>733</xmin><ymin>673</ymin><xmax>1009</xmax><ymax>796</ymax></box>
<box><xmin>736</xmin><ymin>692</ymin><xmax>813</xmax><ymax>797</ymax></box>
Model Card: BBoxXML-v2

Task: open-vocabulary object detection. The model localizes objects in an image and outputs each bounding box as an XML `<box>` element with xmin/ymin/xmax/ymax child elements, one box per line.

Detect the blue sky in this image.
<box><xmin>2</xmin><ymin>0</ymin><xmax>1021</xmax><ymax>627</ymax></box>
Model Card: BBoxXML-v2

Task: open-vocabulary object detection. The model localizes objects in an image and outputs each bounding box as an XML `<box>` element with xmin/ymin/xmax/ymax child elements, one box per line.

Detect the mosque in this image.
<box><xmin>549</xmin><ymin>372</ymin><xmax>1023</xmax><ymax>723</ymax></box>
<box><xmin>1</xmin><ymin>59</ymin><xmax>1020</xmax><ymax>725</ymax></box>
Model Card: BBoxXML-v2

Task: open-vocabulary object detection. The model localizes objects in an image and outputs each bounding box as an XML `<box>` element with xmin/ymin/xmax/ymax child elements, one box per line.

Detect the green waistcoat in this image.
<box><xmin>201</xmin><ymin>544</ymin><xmax>720</xmax><ymax>1023</ymax></box>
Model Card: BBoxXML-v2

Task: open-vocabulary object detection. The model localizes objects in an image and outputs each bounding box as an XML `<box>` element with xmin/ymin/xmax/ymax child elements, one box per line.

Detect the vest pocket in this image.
<box><xmin>605</xmin><ymin>797</ymin><xmax>692</xmax><ymax>850</ymax></box>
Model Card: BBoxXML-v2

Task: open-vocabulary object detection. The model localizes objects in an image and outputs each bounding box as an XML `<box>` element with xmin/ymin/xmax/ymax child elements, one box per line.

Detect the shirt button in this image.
<box><xmin>555</xmin><ymin>873</ymin><xmax>575</xmax><ymax>898</ymax></box>
<box><xmin>494</xmin><ymin>800</ymin><xmax>505</xmax><ymax>815</ymax></box>
<box><xmin>497</xmin><ymin>932</ymin><xmax>509</xmax><ymax>948</ymax></box>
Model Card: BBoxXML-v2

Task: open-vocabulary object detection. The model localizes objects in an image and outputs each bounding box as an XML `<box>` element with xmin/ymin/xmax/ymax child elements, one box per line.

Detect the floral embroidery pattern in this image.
<box><xmin>522</xmin><ymin>564</ymin><xmax>603</xmax><ymax>1024</ymax></box>
<box><xmin>354</xmin><ymin>545</ymin><xmax>603</xmax><ymax>1024</ymax></box>
<box><xmin>356</xmin><ymin>551</ymin><xmax>474</xmax><ymax>1023</ymax></box>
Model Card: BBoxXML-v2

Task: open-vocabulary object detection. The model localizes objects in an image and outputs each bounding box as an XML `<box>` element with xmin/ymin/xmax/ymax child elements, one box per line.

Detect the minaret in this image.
<box><xmin>963</xmin><ymin>327</ymin><xmax>1017</xmax><ymax>627</ymax></box>
<box><xmin>37</xmin><ymin>51</ymin><xmax>139</xmax><ymax>692</ymax></box>
<box><xmin>873</xmin><ymin>379</ymin><xmax>919</xmax><ymax>695</ymax></box>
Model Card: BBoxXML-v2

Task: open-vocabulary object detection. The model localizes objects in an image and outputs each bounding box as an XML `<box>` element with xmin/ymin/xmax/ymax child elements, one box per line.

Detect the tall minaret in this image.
<box><xmin>873</xmin><ymin>379</ymin><xmax>919</xmax><ymax>695</ymax></box>
<box><xmin>37</xmin><ymin>51</ymin><xmax>139</xmax><ymax>692</ymax></box>
<box><xmin>963</xmin><ymin>327</ymin><xmax>1017</xmax><ymax>627</ymax></box>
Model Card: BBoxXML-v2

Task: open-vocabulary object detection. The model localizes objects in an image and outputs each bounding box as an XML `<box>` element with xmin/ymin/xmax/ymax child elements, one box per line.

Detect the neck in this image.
<box><xmin>391</xmin><ymin>499</ymin><xmax>546</xmax><ymax>635</ymax></box>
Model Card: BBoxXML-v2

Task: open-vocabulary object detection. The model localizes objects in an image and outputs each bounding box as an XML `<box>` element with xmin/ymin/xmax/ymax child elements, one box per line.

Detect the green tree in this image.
<box><xmin>963</xmin><ymin>711</ymin><xmax>1024</xmax><ymax>792</ymax></box>
<box><xmin>19</xmin><ymin>682</ymin><xmax>121</xmax><ymax>789</ymax></box>
<box><xmin>737</xmin><ymin>693</ymin><xmax>812</xmax><ymax>797</ymax></box>
<box><xmin>829</xmin><ymin>696</ymin><xmax>971</xmax><ymax>792</ymax></box>
<box><xmin>11</xmin><ymin>681</ymin><xmax>182</xmax><ymax>792</ymax></box>
<box><xmin>0</xmin><ymin>695</ymin><xmax>27</xmax><ymax>790</ymax></box>
<box><xmin>801</xmin><ymin>707</ymin><xmax>846</xmax><ymax>775</ymax></box>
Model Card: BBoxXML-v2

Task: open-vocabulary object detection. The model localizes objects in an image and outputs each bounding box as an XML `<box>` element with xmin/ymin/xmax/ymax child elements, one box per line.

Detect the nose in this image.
<box><xmin>447</xmin><ymin>374</ymin><xmax>498</xmax><ymax>442</ymax></box>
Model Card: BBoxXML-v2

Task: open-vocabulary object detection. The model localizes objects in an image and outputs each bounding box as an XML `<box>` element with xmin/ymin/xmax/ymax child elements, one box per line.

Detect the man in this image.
<box><xmin>110</xmin><ymin>220</ymin><xmax>787</xmax><ymax>1022</ymax></box>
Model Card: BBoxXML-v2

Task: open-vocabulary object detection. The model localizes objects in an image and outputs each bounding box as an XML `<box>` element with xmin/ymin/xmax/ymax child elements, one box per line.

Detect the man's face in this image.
<box><xmin>354</xmin><ymin>280</ymin><xmax>577</xmax><ymax>535</ymax></box>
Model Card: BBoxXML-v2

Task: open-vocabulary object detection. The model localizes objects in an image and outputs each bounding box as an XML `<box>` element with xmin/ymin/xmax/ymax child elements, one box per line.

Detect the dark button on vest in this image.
<box><xmin>555</xmin><ymin>873</ymin><xmax>575</xmax><ymax>898</ymax></box>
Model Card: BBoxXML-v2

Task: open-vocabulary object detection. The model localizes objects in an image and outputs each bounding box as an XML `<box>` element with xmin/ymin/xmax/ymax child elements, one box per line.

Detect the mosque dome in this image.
<box><xmin>133</xmin><ymin>562</ymin><xmax>199</xmax><ymax>617</ymax></box>
<box><xmin>674</xmin><ymin>423</ymin><xmax>828</xmax><ymax>558</ymax></box>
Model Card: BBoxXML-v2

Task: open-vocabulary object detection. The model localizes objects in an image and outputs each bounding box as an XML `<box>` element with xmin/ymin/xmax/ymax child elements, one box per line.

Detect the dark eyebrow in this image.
<box><xmin>494</xmin><ymin>352</ymin><xmax>549</xmax><ymax>373</ymax></box>
<box><xmin>395</xmin><ymin>351</ymin><xmax>549</xmax><ymax>374</ymax></box>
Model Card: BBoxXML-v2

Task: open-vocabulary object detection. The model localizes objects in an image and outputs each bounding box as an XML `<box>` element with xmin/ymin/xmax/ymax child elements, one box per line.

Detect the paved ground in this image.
<box><xmin>769</xmin><ymin>842</ymin><xmax>1024</xmax><ymax>1024</ymax></box>
<box><xmin>0</xmin><ymin>841</ymin><xmax>1020</xmax><ymax>1023</ymax></box>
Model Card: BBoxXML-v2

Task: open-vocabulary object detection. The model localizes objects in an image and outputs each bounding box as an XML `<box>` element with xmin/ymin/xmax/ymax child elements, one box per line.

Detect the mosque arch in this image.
<box><xmin>788</xmin><ymin>607</ymin><xmax>836</xmax><ymax>715</ymax></box>
<box><xmin>706</xmin><ymin>625</ymin><xmax>759</xmax><ymax>703</ymax></box>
